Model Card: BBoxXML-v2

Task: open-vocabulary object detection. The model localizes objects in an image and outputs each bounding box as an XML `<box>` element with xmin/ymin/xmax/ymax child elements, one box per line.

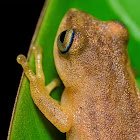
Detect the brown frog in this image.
<box><xmin>17</xmin><ymin>9</ymin><xmax>140</xmax><ymax>139</ymax></box>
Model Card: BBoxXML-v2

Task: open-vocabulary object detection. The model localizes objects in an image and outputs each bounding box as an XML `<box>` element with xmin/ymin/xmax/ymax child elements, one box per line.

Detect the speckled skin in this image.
<box><xmin>17</xmin><ymin>9</ymin><xmax>140</xmax><ymax>140</ymax></box>
<box><xmin>54</xmin><ymin>9</ymin><xmax>140</xmax><ymax>139</ymax></box>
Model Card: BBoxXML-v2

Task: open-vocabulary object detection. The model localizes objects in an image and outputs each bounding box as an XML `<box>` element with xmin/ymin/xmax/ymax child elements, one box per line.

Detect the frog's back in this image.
<box><xmin>64</xmin><ymin>71</ymin><xmax>139</xmax><ymax>139</ymax></box>
<box><xmin>54</xmin><ymin>9</ymin><xmax>140</xmax><ymax>139</ymax></box>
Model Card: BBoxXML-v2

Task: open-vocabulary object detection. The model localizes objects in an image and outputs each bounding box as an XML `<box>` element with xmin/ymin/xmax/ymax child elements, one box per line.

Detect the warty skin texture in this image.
<box><xmin>54</xmin><ymin>9</ymin><xmax>140</xmax><ymax>139</ymax></box>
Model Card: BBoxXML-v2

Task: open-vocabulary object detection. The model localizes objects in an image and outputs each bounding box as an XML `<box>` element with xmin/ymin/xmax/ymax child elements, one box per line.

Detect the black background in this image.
<box><xmin>1</xmin><ymin>2</ymin><xmax>45</xmax><ymax>139</ymax></box>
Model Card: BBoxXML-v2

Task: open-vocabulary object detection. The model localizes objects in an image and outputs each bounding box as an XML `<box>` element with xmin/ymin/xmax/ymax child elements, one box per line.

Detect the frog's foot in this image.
<box><xmin>17</xmin><ymin>46</ymin><xmax>60</xmax><ymax>95</ymax></box>
<box><xmin>17</xmin><ymin>54</ymin><xmax>36</xmax><ymax>81</ymax></box>
<box><xmin>17</xmin><ymin>46</ymin><xmax>72</xmax><ymax>133</ymax></box>
<box><xmin>32</xmin><ymin>46</ymin><xmax>45</xmax><ymax>85</ymax></box>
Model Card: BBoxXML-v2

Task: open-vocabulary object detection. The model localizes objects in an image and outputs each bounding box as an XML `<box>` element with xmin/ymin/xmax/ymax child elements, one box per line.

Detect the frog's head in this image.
<box><xmin>54</xmin><ymin>9</ymin><xmax>129</xmax><ymax>89</ymax></box>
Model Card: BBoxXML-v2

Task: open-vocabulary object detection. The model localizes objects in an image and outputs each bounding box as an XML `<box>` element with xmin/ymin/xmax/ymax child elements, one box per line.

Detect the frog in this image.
<box><xmin>17</xmin><ymin>9</ymin><xmax>140</xmax><ymax>140</ymax></box>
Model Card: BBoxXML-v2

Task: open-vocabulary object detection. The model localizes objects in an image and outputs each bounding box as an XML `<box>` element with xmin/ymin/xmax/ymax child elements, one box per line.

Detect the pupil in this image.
<box><xmin>60</xmin><ymin>30</ymin><xmax>66</xmax><ymax>43</ymax></box>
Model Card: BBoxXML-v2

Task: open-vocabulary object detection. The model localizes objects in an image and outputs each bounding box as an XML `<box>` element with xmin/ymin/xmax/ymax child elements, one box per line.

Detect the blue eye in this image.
<box><xmin>57</xmin><ymin>29</ymin><xmax>74</xmax><ymax>53</ymax></box>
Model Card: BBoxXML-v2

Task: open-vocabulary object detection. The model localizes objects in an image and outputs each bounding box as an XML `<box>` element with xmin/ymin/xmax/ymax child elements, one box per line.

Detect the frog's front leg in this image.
<box><xmin>17</xmin><ymin>46</ymin><xmax>73</xmax><ymax>133</ymax></box>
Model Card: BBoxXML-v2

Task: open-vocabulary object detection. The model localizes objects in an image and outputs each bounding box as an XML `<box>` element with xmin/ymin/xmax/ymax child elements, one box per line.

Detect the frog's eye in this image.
<box><xmin>57</xmin><ymin>29</ymin><xmax>74</xmax><ymax>53</ymax></box>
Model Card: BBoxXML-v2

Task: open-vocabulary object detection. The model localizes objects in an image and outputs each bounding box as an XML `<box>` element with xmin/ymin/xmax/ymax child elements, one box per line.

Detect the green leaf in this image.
<box><xmin>10</xmin><ymin>0</ymin><xmax>140</xmax><ymax>139</ymax></box>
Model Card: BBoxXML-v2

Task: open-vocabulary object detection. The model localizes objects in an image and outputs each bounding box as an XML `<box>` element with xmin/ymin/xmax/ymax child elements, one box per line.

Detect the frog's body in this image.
<box><xmin>17</xmin><ymin>9</ymin><xmax>140</xmax><ymax>139</ymax></box>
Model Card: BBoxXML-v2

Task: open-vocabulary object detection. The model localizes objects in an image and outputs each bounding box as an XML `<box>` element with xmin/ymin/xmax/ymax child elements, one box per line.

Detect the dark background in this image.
<box><xmin>1</xmin><ymin>2</ymin><xmax>45</xmax><ymax>139</ymax></box>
